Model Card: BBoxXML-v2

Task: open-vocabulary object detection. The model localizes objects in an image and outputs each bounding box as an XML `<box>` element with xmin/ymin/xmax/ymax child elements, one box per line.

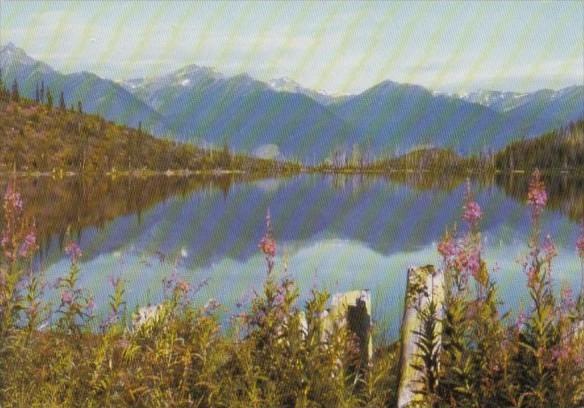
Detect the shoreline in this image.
<box><xmin>1</xmin><ymin>167</ymin><xmax>583</xmax><ymax>179</ymax></box>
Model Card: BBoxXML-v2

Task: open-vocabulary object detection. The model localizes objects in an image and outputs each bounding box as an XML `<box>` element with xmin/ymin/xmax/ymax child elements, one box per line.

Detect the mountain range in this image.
<box><xmin>1</xmin><ymin>42</ymin><xmax>582</xmax><ymax>161</ymax></box>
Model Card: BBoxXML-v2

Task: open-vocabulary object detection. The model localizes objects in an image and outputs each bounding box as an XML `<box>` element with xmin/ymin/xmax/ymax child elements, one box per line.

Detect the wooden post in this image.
<box><xmin>132</xmin><ymin>304</ymin><xmax>164</xmax><ymax>329</ymax></box>
<box><xmin>331</xmin><ymin>290</ymin><xmax>373</xmax><ymax>365</ymax></box>
<box><xmin>397</xmin><ymin>265</ymin><xmax>444</xmax><ymax>408</ymax></box>
<box><xmin>298</xmin><ymin>290</ymin><xmax>373</xmax><ymax>368</ymax></box>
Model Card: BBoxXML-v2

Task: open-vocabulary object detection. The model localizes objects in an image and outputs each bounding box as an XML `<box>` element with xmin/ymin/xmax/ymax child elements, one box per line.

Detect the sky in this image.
<box><xmin>1</xmin><ymin>1</ymin><xmax>582</xmax><ymax>94</ymax></box>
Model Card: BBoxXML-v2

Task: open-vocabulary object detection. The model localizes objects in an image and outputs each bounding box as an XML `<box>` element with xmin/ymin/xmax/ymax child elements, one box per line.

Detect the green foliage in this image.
<box><xmin>46</xmin><ymin>88</ymin><xmax>53</xmax><ymax>110</ymax></box>
<box><xmin>411</xmin><ymin>300</ymin><xmax>440</xmax><ymax>407</ymax></box>
<box><xmin>59</xmin><ymin>91</ymin><xmax>66</xmax><ymax>111</ymax></box>
<box><xmin>11</xmin><ymin>79</ymin><xmax>20</xmax><ymax>103</ymax></box>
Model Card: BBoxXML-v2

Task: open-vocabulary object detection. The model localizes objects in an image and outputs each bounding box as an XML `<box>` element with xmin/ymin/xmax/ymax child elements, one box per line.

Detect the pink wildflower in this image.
<box><xmin>437</xmin><ymin>235</ymin><xmax>456</xmax><ymax>259</ymax></box>
<box><xmin>577</xmin><ymin>220</ymin><xmax>584</xmax><ymax>259</ymax></box>
<box><xmin>559</xmin><ymin>286</ymin><xmax>575</xmax><ymax>314</ymax></box>
<box><xmin>463</xmin><ymin>201</ymin><xmax>482</xmax><ymax>226</ymax></box>
<box><xmin>61</xmin><ymin>290</ymin><xmax>73</xmax><ymax>305</ymax></box>
<box><xmin>552</xmin><ymin>344</ymin><xmax>570</xmax><ymax>362</ymax></box>
<box><xmin>527</xmin><ymin>169</ymin><xmax>547</xmax><ymax>217</ymax></box>
<box><xmin>3</xmin><ymin>184</ymin><xmax>23</xmax><ymax>214</ymax></box>
<box><xmin>65</xmin><ymin>241</ymin><xmax>82</xmax><ymax>263</ymax></box>
<box><xmin>259</xmin><ymin>209</ymin><xmax>276</xmax><ymax>275</ymax></box>
<box><xmin>176</xmin><ymin>279</ymin><xmax>190</xmax><ymax>294</ymax></box>
<box><xmin>18</xmin><ymin>231</ymin><xmax>37</xmax><ymax>258</ymax></box>
<box><xmin>462</xmin><ymin>181</ymin><xmax>482</xmax><ymax>228</ymax></box>
<box><xmin>274</xmin><ymin>291</ymin><xmax>285</xmax><ymax>306</ymax></box>
<box><xmin>515</xmin><ymin>311</ymin><xmax>527</xmax><ymax>331</ymax></box>
<box><xmin>259</xmin><ymin>236</ymin><xmax>276</xmax><ymax>258</ymax></box>
<box><xmin>467</xmin><ymin>251</ymin><xmax>481</xmax><ymax>279</ymax></box>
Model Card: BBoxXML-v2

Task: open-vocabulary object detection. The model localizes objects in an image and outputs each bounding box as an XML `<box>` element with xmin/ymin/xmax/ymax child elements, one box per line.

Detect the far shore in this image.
<box><xmin>0</xmin><ymin>167</ymin><xmax>582</xmax><ymax>179</ymax></box>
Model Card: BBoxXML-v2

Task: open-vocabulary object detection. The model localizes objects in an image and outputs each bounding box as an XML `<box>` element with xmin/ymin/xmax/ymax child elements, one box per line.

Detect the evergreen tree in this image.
<box><xmin>40</xmin><ymin>81</ymin><xmax>45</xmax><ymax>103</ymax></box>
<box><xmin>0</xmin><ymin>68</ymin><xmax>4</xmax><ymax>95</ymax></box>
<box><xmin>77</xmin><ymin>100</ymin><xmax>83</xmax><ymax>114</ymax></box>
<box><xmin>11</xmin><ymin>79</ymin><xmax>20</xmax><ymax>102</ymax></box>
<box><xmin>0</xmin><ymin>68</ymin><xmax>6</xmax><ymax>102</ymax></box>
<box><xmin>59</xmin><ymin>91</ymin><xmax>66</xmax><ymax>111</ymax></box>
<box><xmin>221</xmin><ymin>142</ymin><xmax>232</xmax><ymax>169</ymax></box>
<box><xmin>46</xmin><ymin>88</ymin><xmax>53</xmax><ymax>109</ymax></box>
<box><xmin>35</xmin><ymin>82</ymin><xmax>40</xmax><ymax>103</ymax></box>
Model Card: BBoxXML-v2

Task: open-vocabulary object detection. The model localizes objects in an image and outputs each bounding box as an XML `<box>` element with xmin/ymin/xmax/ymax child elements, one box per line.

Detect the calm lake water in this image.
<box><xmin>5</xmin><ymin>173</ymin><xmax>584</xmax><ymax>340</ymax></box>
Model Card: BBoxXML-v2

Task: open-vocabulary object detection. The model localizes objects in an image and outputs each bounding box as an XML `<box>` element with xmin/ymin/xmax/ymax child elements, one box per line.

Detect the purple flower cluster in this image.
<box><xmin>438</xmin><ymin>185</ymin><xmax>484</xmax><ymax>286</ymax></box>
<box><xmin>65</xmin><ymin>241</ymin><xmax>82</xmax><ymax>263</ymax></box>
<box><xmin>3</xmin><ymin>184</ymin><xmax>23</xmax><ymax>214</ymax></box>
<box><xmin>577</xmin><ymin>221</ymin><xmax>584</xmax><ymax>259</ymax></box>
<box><xmin>18</xmin><ymin>231</ymin><xmax>37</xmax><ymax>258</ymax></box>
<box><xmin>259</xmin><ymin>209</ymin><xmax>276</xmax><ymax>275</ymax></box>
<box><xmin>559</xmin><ymin>286</ymin><xmax>575</xmax><ymax>314</ymax></box>
<box><xmin>1</xmin><ymin>184</ymin><xmax>38</xmax><ymax>262</ymax></box>
<box><xmin>61</xmin><ymin>290</ymin><xmax>74</xmax><ymax>305</ymax></box>
<box><xmin>527</xmin><ymin>169</ymin><xmax>547</xmax><ymax>218</ymax></box>
<box><xmin>462</xmin><ymin>181</ymin><xmax>482</xmax><ymax>228</ymax></box>
<box><xmin>463</xmin><ymin>201</ymin><xmax>482</xmax><ymax>226</ymax></box>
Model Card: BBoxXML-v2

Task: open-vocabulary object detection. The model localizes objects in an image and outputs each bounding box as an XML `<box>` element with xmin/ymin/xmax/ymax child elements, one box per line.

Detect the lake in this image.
<box><xmin>5</xmin><ymin>173</ymin><xmax>584</xmax><ymax>340</ymax></box>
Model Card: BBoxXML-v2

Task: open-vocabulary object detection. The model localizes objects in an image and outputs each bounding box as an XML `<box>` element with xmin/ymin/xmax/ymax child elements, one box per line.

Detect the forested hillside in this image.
<box><xmin>495</xmin><ymin>120</ymin><xmax>584</xmax><ymax>171</ymax></box>
<box><xmin>0</xmin><ymin>88</ymin><xmax>299</xmax><ymax>174</ymax></box>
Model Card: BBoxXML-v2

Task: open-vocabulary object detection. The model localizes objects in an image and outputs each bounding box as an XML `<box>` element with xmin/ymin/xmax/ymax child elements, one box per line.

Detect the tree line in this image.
<box><xmin>495</xmin><ymin>120</ymin><xmax>584</xmax><ymax>172</ymax></box>
<box><xmin>0</xmin><ymin>69</ymin><xmax>82</xmax><ymax>113</ymax></box>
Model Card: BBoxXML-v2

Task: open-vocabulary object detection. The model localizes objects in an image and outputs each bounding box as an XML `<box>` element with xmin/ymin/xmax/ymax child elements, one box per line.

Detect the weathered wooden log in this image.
<box><xmin>132</xmin><ymin>304</ymin><xmax>164</xmax><ymax>329</ymax></box>
<box><xmin>298</xmin><ymin>290</ymin><xmax>373</xmax><ymax>365</ymax></box>
<box><xmin>331</xmin><ymin>290</ymin><xmax>373</xmax><ymax>365</ymax></box>
<box><xmin>397</xmin><ymin>265</ymin><xmax>445</xmax><ymax>408</ymax></box>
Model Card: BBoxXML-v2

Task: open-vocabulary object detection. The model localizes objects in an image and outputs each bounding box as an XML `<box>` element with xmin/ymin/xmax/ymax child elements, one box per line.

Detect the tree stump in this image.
<box><xmin>331</xmin><ymin>290</ymin><xmax>373</xmax><ymax>366</ymax></box>
<box><xmin>397</xmin><ymin>265</ymin><xmax>444</xmax><ymax>408</ymax></box>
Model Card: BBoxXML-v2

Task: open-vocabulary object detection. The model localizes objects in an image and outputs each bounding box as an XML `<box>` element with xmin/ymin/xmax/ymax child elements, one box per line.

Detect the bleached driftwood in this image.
<box><xmin>397</xmin><ymin>265</ymin><xmax>445</xmax><ymax>408</ymax></box>
<box><xmin>331</xmin><ymin>290</ymin><xmax>373</xmax><ymax>364</ymax></box>
<box><xmin>298</xmin><ymin>289</ymin><xmax>373</xmax><ymax>365</ymax></box>
<box><xmin>132</xmin><ymin>304</ymin><xmax>164</xmax><ymax>329</ymax></box>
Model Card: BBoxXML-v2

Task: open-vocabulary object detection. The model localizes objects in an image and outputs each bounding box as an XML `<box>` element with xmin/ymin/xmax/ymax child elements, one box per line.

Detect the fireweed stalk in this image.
<box><xmin>577</xmin><ymin>220</ymin><xmax>584</xmax><ymax>304</ymax></box>
<box><xmin>259</xmin><ymin>209</ymin><xmax>276</xmax><ymax>276</ymax></box>
<box><xmin>434</xmin><ymin>181</ymin><xmax>508</xmax><ymax>406</ymax></box>
<box><xmin>516</xmin><ymin>169</ymin><xmax>563</xmax><ymax>406</ymax></box>
<box><xmin>0</xmin><ymin>181</ymin><xmax>39</xmax><ymax>339</ymax></box>
<box><xmin>56</xmin><ymin>241</ymin><xmax>94</xmax><ymax>336</ymax></box>
<box><xmin>438</xmin><ymin>180</ymin><xmax>487</xmax><ymax>297</ymax></box>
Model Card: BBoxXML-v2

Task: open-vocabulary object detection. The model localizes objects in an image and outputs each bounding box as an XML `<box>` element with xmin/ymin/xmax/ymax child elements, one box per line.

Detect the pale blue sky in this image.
<box><xmin>1</xmin><ymin>1</ymin><xmax>582</xmax><ymax>93</ymax></box>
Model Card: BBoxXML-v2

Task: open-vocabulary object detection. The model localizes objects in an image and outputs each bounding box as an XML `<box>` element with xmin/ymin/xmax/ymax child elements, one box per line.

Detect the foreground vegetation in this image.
<box><xmin>0</xmin><ymin>169</ymin><xmax>583</xmax><ymax>407</ymax></box>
